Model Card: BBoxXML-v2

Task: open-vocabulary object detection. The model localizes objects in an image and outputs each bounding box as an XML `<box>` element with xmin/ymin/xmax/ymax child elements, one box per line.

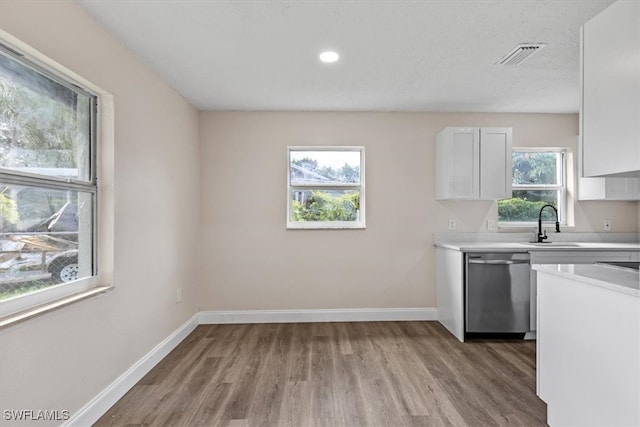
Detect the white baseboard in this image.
<box><xmin>66</xmin><ymin>308</ymin><xmax>436</xmax><ymax>426</ymax></box>
<box><xmin>65</xmin><ymin>313</ymin><xmax>199</xmax><ymax>427</ymax></box>
<box><xmin>199</xmin><ymin>308</ymin><xmax>437</xmax><ymax>324</ymax></box>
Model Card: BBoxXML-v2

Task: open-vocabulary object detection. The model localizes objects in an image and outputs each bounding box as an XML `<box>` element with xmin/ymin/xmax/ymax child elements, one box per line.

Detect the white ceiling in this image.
<box><xmin>78</xmin><ymin>0</ymin><xmax>615</xmax><ymax>113</ymax></box>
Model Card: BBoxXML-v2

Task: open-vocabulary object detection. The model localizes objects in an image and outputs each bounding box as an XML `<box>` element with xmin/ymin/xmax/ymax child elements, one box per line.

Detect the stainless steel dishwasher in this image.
<box><xmin>465</xmin><ymin>252</ymin><xmax>531</xmax><ymax>339</ymax></box>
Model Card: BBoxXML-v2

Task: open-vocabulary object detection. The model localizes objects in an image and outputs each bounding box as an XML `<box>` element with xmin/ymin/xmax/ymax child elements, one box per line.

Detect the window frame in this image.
<box><xmin>287</xmin><ymin>146</ymin><xmax>366</xmax><ymax>230</ymax></box>
<box><xmin>498</xmin><ymin>148</ymin><xmax>567</xmax><ymax>227</ymax></box>
<box><xmin>0</xmin><ymin>36</ymin><xmax>105</xmax><ymax>320</ymax></box>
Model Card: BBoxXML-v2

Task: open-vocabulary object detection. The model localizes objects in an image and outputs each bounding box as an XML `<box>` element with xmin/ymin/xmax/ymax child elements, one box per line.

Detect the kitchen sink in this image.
<box><xmin>525</xmin><ymin>242</ymin><xmax>583</xmax><ymax>247</ymax></box>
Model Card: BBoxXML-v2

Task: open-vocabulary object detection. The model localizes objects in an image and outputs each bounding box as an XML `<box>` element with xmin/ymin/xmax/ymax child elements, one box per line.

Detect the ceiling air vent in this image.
<box><xmin>498</xmin><ymin>43</ymin><xmax>546</xmax><ymax>66</ymax></box>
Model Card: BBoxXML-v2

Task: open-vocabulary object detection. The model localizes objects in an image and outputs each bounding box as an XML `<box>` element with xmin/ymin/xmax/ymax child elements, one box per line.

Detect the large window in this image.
<box><xmin>287</xmin><ymin>147</ymin><xmax>365</xmax><ymax>229</ymax></box>
<box><xmin>0</xmin><ymin>42</ymin><xmax>99</xmax><ymax>316</ymax></box>
<box><xmin>498</xmin><ymin>149</ymin><xmax>566</xmax><ymax>225</ymax></box>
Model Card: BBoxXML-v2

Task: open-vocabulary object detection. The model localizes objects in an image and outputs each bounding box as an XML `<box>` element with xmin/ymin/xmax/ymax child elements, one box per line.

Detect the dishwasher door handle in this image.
<box><xmin>468</xmin><ymin>259</ymin><xmax>530</xmax><ymax>265</ymax></box>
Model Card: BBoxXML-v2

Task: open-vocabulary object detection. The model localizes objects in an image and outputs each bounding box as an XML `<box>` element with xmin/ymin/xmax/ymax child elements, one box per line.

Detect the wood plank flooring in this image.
<box><xmin>95</xmin><ymin>322</ymin><xmax>546</xmax><ymax>426</ymax></box>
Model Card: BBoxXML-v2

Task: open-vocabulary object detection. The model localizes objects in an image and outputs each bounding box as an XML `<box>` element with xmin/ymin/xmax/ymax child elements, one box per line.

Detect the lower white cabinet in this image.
<box><xmin>435</xmin><ymin>247</ymin><xmax>465</xmax><ymax>342</ymax></box>
<box><xmin>528</xmin><ymin>250</ymin><xmax>639</xmax><ymax>333</ymax></box>
<box><xmin>537</xmin><ymin>270</ymin><xmax>639</xmax><ymax>426</ymax></box>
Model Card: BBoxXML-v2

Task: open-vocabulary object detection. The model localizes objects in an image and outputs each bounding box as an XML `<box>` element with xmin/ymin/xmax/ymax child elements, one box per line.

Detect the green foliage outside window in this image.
<box><xmin>498</xmin><ymin>151</ymin><xmax>562</xmax><ymax>222</ymax></box>
<box><xmin>292</xmin><ymin>191</ymin><xmax>359</xmax><ymax>222</ymax></box>
<box><xmin>0</xmin><ymin>69</ymin><xmax>83</xmax><ymax>170</ymax></box>
<box><xmin>512</xmin><ymin>152</ymin><xmax>558</xmax><ymax>185</ymax></box>
<box><xmin>498</xmin><ymin>197</ymin><xmax>557</xmax><ymax>222</ymax></box>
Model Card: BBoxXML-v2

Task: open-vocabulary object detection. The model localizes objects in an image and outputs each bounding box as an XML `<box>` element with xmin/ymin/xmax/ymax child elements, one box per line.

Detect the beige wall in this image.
<box><xmin>199</xmin><ymin>112</ymin><xmax>638</xmax><ymax>311</ymax></box>
<box><xmin>1</xmin><ymin>1</ymin><xmax>639</xmax><ymax>423</ymax></box>
<box><xmin>0</xmin><ymin>2</ymin><xmax>200</xmax><ymax>425</ymax></box>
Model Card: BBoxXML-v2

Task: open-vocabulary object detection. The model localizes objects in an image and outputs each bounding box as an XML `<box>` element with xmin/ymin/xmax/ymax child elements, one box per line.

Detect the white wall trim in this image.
<box><xmin>199</xmin><ymin>308</ymin><xmax>437</xmax><ymax>324</ymax></box>
<box><xmin>65</xmin><ymin>313</ymin><xmax>200</xmax><ymax>427</ymax></box>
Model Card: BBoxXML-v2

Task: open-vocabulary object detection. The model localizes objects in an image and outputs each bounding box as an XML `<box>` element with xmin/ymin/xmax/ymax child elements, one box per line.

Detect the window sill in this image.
<box><xmin>287</xmin><ymin>222</ymin><xmax>366</xmax><ymax>230</ymax></box>
<box><xmin>0</xmin><ymin>285</ymin><xmax>113</xmax><ymax>329</ymax></box>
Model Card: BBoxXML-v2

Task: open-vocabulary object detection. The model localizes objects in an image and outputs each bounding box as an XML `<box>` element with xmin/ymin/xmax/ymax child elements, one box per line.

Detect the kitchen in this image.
<box><xmin>435</xmin><ymin>1</ymin><xmax>639</xmax><ymax>423</ymax></box>
<box><xmin>0</xmin><ymin>0</ymin><xmax>638</xmax><ymax>426</ymax></box>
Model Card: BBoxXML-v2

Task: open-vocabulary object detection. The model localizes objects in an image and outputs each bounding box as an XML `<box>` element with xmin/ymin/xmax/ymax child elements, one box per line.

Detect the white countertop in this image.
<box><xmin>433</xmin><ymin>232</ymin><xmax>640</xmax><ymax>253</ymax></box>
<box><xmin>533</xmin><ymin>263</ymin><xmax>640</xmax><ymax>297</ymax></box>
<box><xmin>434</xmin><ymin>241</ymin><xmax>640</xmax><ymax>252</ymax></box>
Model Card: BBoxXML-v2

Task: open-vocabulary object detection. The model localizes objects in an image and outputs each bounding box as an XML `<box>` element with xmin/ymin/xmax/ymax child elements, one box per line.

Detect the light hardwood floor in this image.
<box><xmin>95</xmin><ymin>321</ymin><xmax>546</xmax><ymax>426</ymax></box>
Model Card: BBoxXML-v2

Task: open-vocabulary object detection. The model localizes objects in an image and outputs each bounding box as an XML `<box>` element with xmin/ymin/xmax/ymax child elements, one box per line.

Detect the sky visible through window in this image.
<box><xmin>290</xmin><ymin>150</ymin><xmax>360</xmax><ymax>170</ymax></box>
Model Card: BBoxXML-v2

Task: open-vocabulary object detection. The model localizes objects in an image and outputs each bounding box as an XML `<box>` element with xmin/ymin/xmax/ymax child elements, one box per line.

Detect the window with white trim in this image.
<box><xmin>0</xmin><ymin>42</ymin><xmax>99</xmax><ymax>316</ymax></box>
<box><xmin>287</xmin><ymin>147</ymin><xmax>365</xmax><ymax>229</ymax></box>
<box><xmin>498</xmin><ymin>149</ymin><xmax>566</xmax><ymax>225</ymax></box>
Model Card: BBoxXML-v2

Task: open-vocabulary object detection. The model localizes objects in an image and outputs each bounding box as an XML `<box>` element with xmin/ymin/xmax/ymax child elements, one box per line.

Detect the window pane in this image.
<box><xmin>498</xmin><ymin>190</ymin><xmax>559</xmax><ymax>223</ymax></box>
<box><xmin>290</xmin><ymin>150</ymin><xmax>361</xmax><ymax>185</ymax></box>
<box><xmin>0</xmin><ymin>52</ymin><xmax>92</xmax><ymax>181</ymax></box>
<box><xmin>512</xmin><ymin>152</ymin><xmax>559</xmax><ymax>185</ymax></box>
<box><xmin>291</xmin><ymin>189</ymin><xmax>360</xmax><ymax>222</ymax></box>
<box><xmin>0</xmin><ymin>183</ymin><xmax>93</xmax><ymax>300</ymax></box>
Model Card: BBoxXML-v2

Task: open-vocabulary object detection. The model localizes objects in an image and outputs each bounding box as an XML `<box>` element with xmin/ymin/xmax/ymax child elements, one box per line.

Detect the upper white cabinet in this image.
<box><xmin>436</xmin><ymin>127</ymin><xmax>512</xmax><ymax>200</ymax></box>
<box><xmin>578</xmin><ymin>137</ymin><xmax>640</xmax><ymax>200</ymax></box>
<box><xmin>579</xmin><ymin>176</ymin><xmax>640</xmax><ymax>200</ymax></box>
<box><xmin>581</xmin><ymin>0</ymin><xmax>640</xmax><ymax>177</ymax></box>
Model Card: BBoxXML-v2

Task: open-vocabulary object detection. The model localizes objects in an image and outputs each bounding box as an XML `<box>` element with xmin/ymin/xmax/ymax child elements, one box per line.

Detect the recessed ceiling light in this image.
<box><xmin>319</xmin><ymin>51</ymin><xmax>340</xmax><ymax>63</ymax></box>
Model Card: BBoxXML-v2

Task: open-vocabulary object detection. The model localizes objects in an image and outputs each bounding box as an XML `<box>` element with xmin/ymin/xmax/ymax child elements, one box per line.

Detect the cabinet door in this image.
<box><xmin>604</xmin><ymin>178</ymin><xmax>640</xmax><ymax>200</ymax></box>
<box><xmin>578</xmin><ymin>137</ymin><xmax>640</xmax><ymax>200</ymax></box>
<box><xmin>480</xmin><ymin>127</ymin><xmax>512</xmax><ymax>199</ymax></box>
<box><xmin>436</xmin><ymin>127</ymin><xmax>479</xmax><ymax>199</ymax></box>
<box><xmin>581</xmin><ymin>0</ymin><xmax>640</xmax><ymax>177</ymax></box>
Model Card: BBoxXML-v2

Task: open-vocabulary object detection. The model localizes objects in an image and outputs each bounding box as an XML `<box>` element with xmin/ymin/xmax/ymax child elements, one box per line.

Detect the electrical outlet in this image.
<box><xmin>448</xmin><ymin>219</ymin><xmax>456</xmax><ymax>230</ymax></box>
<box><xmin>603</xmin><ymin>219</ymin><xmax>612</xmax><ymax>231</ymax></box>
<box><xmin>176</xmin><ymin>288</ymin><xmax>182</xmax><ymax>303</ymax></box>
<box><xmin>487</xmin><ymin>219</ymin><xmax>496</xmax><ymax>231</ymax></box>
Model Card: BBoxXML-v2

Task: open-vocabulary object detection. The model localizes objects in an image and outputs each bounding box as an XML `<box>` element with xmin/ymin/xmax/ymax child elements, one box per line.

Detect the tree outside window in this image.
<box><xmin>498</xmin><ymin>150</ymin><xmax>565</xmax><ymax>224</ymax></box>
<box><xmin>287</xmin><ymin>147</ymin><xmax>365</xmax><ymax>229</ymax></box>
<box><xmin>0</xmin><ymin>46</ymin><xmax>97</xmax><ymax>305</ymax></box>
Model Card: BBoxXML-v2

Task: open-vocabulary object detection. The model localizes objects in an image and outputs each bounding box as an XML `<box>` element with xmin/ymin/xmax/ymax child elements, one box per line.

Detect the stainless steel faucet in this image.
<box><xmin>537</xmin><ymin>204</ymin><xmax>560</xmax><ymax>243</ymax></box>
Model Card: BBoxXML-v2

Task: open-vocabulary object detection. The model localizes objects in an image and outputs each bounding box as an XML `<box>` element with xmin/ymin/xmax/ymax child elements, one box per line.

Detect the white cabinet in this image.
<box><xmin>578</xmin><ymin>138</ymin><xmax>640</xmax><ymax>200</ymax></box>
<box><xmin>435</xmin><ymin>127</ymin><xmax>512</xmax><ymax>200</ymax></box>
<box><xmin>528</xmin><ymin>250</ymin><xmax>638</xmax><ymax>333</ymax></box>
<box><xmin>581</xmin><ymin>0</ymin><xmax>640</xmax><ymax>177</ymax></box>
<box><xmin>578</xmin><ymin>175</ymin><xmax>640</xmax><ymax>200</ymax></box>
<box><xmin>537</xmin><ymin>270</ymin><xmax>639</xmax><ymax>426</ymax></box>
<box><xmin>435</xmin><ymin>247</ymin><xmax>465</xmax><ymax>342</ymax></box>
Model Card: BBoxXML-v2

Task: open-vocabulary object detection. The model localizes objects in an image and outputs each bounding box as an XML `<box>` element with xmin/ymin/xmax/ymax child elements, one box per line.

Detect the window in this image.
<box><xmin>0</xmin><ymin>41</ymin><xmax>100</xmax><ymax>316</ymax></box>
<box><xmin>287</xmin><ymin>147</ymin><xmax>365</xmax><ymax>229</ymax></box>
<box><xmin>498</xmin><ymin>149</ymin><xmax>566</xmax><ymax>225</ymax></box>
